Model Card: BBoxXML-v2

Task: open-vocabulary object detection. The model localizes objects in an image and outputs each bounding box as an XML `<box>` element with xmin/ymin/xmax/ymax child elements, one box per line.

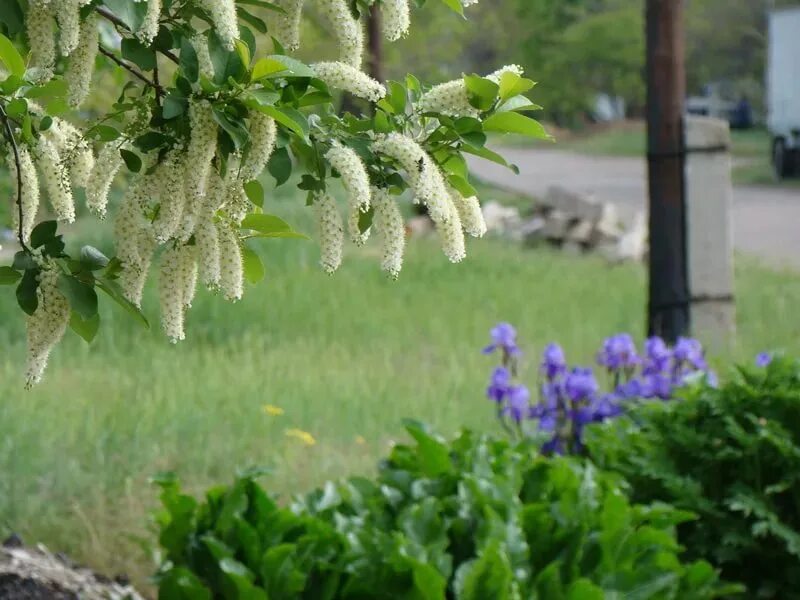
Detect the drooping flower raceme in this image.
<box><xmin>437</xmin><ymin>200</ymin><xmax>466</xmax><ymax>263</ymax></box>
<box><xmin>195</xmin><ymin>217</ymin><xmax>221</xmax><ymax>290</ymax></box>
<box><xmin>371</xmin><ymin>187</ymin><xmax>405</xmax><ymax>278</ymax></box>
<box><xmin>451</xmin><ymin>190</ymin><xmax>487</xmax><ymax>238</ymax></box>
<box><xmin>65</xmin><ymin>13</ymin><xmax>98</xmax><ymax>107</ymax></box>
<box><xmin>184</xmin><ymin>99</ymin><xmax>217</xmax><ymax>228</ymax></box>
<box><xmin>26</xmin><ymin>1</ymin><xmax>57</xmax><ymax>82</ymax></box>
<box><xmin>311</xmin><ymin>62</ymin><xmax>386</xmax><ymax>102</ymax></box>
<box><xmin>25</xmin><ymin>259</ymin><xmax>70</xmax><ymax>388</ymax></box>
<box><xmin>159</xmin><ymin>245</ymin><xmax>198</xmax><ymax>343</ymax></box>
<box><xmin>197</xmin><ymin>0</ymin><xmax>239</xmax><ymax>50</ymax></box>
<box><xmin>152</xmin><ymin>149</ymin><xmax>188</xmax><ymax>243</ymax></box>
<box><xmin>316</xmin><ymin>0</ymin><xmax>364</xmax><ymax>67</ymax></box>
<box><xmin>240</xmin><ymin>112</ymin><xmax>277</xmax><ymax>182</ymax></box>
<box><xmin>34</xmin><ymin>133</ymin><xmax>75</xmax><ymax>223</ymax></box>
<box><xmin>381</xmin><ymin>0</ymin><xmax>410</xmax><ymax>41</ymax></box>
<box><xmin>326</xmin><ymin>141</ymin><xmax>371</xmax><ymax>245</ymax></box>
<box><xmin>138</xmin><ymin>0</ymin><xmax>162</xmax><ymax>44</ymax></box>
<box><xmin>419</xmin><ymin>79</ymin><xmax>479</xmax><ymax>118</ymax></box>
<box><xmin>86</xmin><ymin>144</ymin><xmax>123</xmax><ymax>218</ymax></box>
<box><xmin>269</xmin><ymin>0</ymin><xmax>305</xmax><ymax>50</ymax></box>
<box><xmin>314</xmin><ymin>191</ymin><xmax>345</xmax><ymax>274</ymax></box>
<box><xmin>55</xmin><ymin>0</ymin><xmax>81</xmax><ymax>56</ymax></box>
<box><xmin>7</xmin><ymin>145</ymin><xmax>40</xmax><ymax>243</ymax></box>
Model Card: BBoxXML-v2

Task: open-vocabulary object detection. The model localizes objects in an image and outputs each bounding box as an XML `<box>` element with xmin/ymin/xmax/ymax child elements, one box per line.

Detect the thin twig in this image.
<box><xmin>98</xmin><ymin>45</ymin><xmax>164</xmax><ymax>94</ymax></box>
<box><xmin>0</xmin><ymin>103</ymin><xmax>30</xmax><ymax>253</ymax></box>
<box><xmin>94</xmin><ymin>6</ymin><xmax>179</xmax><ymax>64</ymax></box>
<box><xmin>153</xmin><ymin>61</ymin><xmax>162</xmax><ymax>107</ymax></box>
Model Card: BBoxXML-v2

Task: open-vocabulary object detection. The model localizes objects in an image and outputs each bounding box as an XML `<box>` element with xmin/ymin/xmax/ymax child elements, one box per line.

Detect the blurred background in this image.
<box><xmin>1</xmin><ymin>0</ymin><xmax>800</xmax><ymax>587</ymax></box>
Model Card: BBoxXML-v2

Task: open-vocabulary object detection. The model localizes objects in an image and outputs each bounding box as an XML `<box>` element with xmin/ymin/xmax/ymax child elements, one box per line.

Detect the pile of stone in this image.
<box><xmin>0</xmin><ymin>535</ymin><xmax>144</xmax><ymax>600</ymax></box>
<box><xmin>482</xmin><ymin>186</ymin><xmax>648</xmax><ymax>263</ymax></box>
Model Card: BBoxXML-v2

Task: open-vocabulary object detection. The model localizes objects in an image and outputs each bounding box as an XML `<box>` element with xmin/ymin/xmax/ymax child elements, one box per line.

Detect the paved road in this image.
<box><xmin>469</xmin><ymin>147</ymin><xmax>800</xmax><ymax>268</ymax></box>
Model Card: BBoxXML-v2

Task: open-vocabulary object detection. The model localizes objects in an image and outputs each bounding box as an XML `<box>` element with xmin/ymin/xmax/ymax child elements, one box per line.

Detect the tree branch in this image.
<box><xmin>94</xmin><ymin>6</ymin><xmax>180</xmax><ymax>64</ymax></box>
<box><xmin>0</xmin><ymin>103</ymin><xmax>30</xmax><ymax>253</ymax></box>
<box><xmin>98</xmin><ymin>45</ymin><xmax>164</xmax><ymax>94</ymax></box>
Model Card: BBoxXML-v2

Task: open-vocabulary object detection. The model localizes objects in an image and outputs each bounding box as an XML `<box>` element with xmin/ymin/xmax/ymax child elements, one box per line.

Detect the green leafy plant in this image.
<box><xmin>155</xmin><ymin>422</ymin><xmax>739</xmax><ymax>599</ymax></box>
<box><xmin>588</xmin><ymin>356</ymin><xmax>800</xmax><ymax>598</ymax></box>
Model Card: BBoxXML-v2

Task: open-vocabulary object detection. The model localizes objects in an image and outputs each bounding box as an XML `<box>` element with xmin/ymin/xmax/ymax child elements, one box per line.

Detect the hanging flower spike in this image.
<box><xmin>311</xmin><ymin>62</ymin><xmax>386</xmax><ymax>102</ymax></box>
<box><xmin>25</xmin><ymin>260</ymin><xmax>70</xmax><ymax>388</ymax></box>
<box><xmin>450</xmin><ymin>189</ymin><xmax>487</xmax><ymax>238</ymax></box>
<box><xmin>269</xmin><ymin>0</ymin><xmax>305</xmax><ymax>50</ymax></box>
<box><xmin>325</xmin><ymin>141</ymin><xmax>371</xmax><ymax>245</ymax></box>
<box><xmin>240</xmin><ymin>112</ymin><xmax>277</xmax><ymax>182</ymax></box>
<box><xmin>152</xmin><ymin>149</ymin><xmax>188</xmax><ymax>243</ymax></box>
<box><xmin>65</xmin><ymin>14</ymin><xmax>98</xmax><ymax>108</ymax></box>
<box><xmin>217</xmin><ymin>222</ymin><xmax>245</xmax><ymax>302</ymax></box>
<box><xmin>159</xmin><ymin>246</ymin><xmax>187</xmax><ymax>343</ymax></box>
<box><xmin>55</xmin><ymin>0</ymin><xmax>81</xmax><ymax>57</ymax></box>
<box><xmin>197</xmin><ymin>0</ymin><xmax>239</xmax><ymax>50</ymax></box>
<box><xmin>179</xmin><ymin>244</ymin><xmax>199</xmax><ymax>310</ymax></box>
<box><xmin>195</xmin><ymin>217</ymin><xmax>221</xmax><ymax>290</ymax></box>
<box><xmin>7</xmin><ymin>145</ymin><xmax>40</xmax><ymax>243</ymax></box>
<box><xmin>437</xmin><ymin>198</ymin><xmax>466</xmax><ymax>263</ymax></box>
<box><xmin>419</xmin><ymin>79</ymin><xmax>480</xmax><ymax>118</ymax></box>
<box><xmin>26</xmin><ymin>0</ymin><xmax>57</xmax><ymax>82</ymax></box>
<box><xmin>371</xmin><ymin>187</ymin><xmax>406</xmax><ymax>278</ymax></box>
<box><xmin>316</xmin><ymin>0</ymin><xmax>364</xmax><ymax>67</ymax></box>
<box><xmin>313</xmin><ymin>191</ymin><xmax>344</xmax><ymax>274</ymax></box>
<box><xmin>138</xmin><ymin>0</ymin><xmax>162</xmax><ymax>45</ymax></box>
<box><xmin>381</xmin><ymin>0</ymin><xmax>410</xmax><ymax>41</ymax></box>
<box><xmin>184</xmin><ymin>99</ymin><xmax>217</xmax><ymax>219</ymax></box>
<box><xmin>34</xmin><ymin>133</ymin><xmax>75</xmax><ymax>223</ymax></box>
<box><xmin>86</xmin><ymin>144</ymin><xmax>123</xmax><ymax>219</ymax></box>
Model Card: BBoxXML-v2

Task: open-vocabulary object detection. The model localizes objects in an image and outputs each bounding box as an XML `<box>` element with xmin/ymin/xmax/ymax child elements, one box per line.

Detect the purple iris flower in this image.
<box><xmin>564</xmin><ymin>367</ymin><xmax>598</xmax><ymax>403</ymax></box>
<box><xmin>643</xmin><ymin>336</ymin><xmax>672</xmax><ymax>373</ymax></box>
<box><xmin>597</xmin><ymin>334</ymin><xmax>639</xmax><ymax>371</ymax></box>
<box><xmin>592</xmin><ymin>395</ymin><xmax>624</xmax><ymax>420</ymax></box>
<box><xmin>506</xmin><ymin>385</ymin><xmax>531</xmax><ymax>423</ymax></box>
<box><xmin>673</xmin><ymin>337</ymin><xmax>707</xmax><ymax>370</ymax></box>
<box><xmin>483</xmin><ymin>322</ymin><xmax>521</xmax><ymax>356</ymax></box>
<box><xmin>541</xmin><ymin>436</ymin><xmax>566</xmax><ymax>456</ymax></box>
<box><xmin>756</xmin><ymin>352</ymin><xmax>773</xmax><ymax>368</ymax></box>
<box><xmin>540</xmin><ymin>343</ymin><xmax>567</xmax><ymax>380</ymax></box>
<box><xmin>486</xmin><ymin>366</ymin><xmax>511</xmax><ymax>403</ymax></box>
<box><xmin>642</xmin><ymin>372</ymin><xmax>672</xmax><ymax>400</ymax></box>
<box><xmin>617</xmin><ymin>377</ymin><xmax>644</xmax><ymax>399</ymax></box>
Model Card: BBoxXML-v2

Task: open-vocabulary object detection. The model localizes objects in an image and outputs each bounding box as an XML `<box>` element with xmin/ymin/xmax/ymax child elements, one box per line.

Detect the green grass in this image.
<box><xmin>1</xmin><ymin>186</ymin><xmax>800</xmax><ymax>588</ymax></box>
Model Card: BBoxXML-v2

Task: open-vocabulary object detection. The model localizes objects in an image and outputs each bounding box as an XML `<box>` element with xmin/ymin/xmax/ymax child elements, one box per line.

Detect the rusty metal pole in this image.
<box><xmin>367</xmin><ymin>3</ymin><xmax>384</xmax><ymax>82</ymax></box>
<box><xmin>646</xmin><ymin>0</ymin><xmax>690</xmax><ymax>341</ymax></box>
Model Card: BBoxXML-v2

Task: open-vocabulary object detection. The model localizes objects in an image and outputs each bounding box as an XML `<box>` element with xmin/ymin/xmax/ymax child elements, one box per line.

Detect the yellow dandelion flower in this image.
<box><xmin>285</xmin><ymin>428</ymin><xmax>316</xmax><ymax>446</ymax></box>
<box><xmin>263</xmin><ymin>404</ymin><xmax>285</xmax><ymax>416</ymax></box>
<box><xmin>355</xmin><ymin>435</ymin><xmax>366</xmax><ymax>446</ymax></box>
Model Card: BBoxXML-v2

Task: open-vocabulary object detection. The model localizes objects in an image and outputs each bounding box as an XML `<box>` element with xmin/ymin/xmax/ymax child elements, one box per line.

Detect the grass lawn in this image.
<box><xmin>1</xmin><ymin>184</ymin><xmax>799</xmax><ymax>588</ymax></box>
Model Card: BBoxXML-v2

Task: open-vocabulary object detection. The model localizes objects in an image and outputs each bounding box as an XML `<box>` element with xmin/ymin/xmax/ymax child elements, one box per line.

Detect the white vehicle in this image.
<box><xmin>767</xmin><ymin>7</ymin><xmax>800</xmax><ymax>179</ymax></box>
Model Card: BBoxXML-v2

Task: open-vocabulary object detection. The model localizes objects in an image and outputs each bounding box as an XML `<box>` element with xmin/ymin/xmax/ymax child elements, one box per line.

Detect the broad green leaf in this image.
<box><xmin>120</xmin><ymin>148</ymin><xmax>142</xmax><ymax>173</ymax></box>
<box><xmin>179</xmin><ymin>36</ymin><xmax>199</xmax><ymax>82</ymax></box>
<box><xmin>157</xmin><ymin>567</ymin><xmax>212</xmax><ymax>600</ymax></box>
<box><xmin>260</xmin><ymin>544</ymin><xmax>307</xmax><ymax>598</ymax></box>
<box><xmin>16</xmin><ymin>269</ymin><xmax>39</xmax><ymax>315</ymax></box>
<box><xmin>0</xmin><ymin>266</ymin><xmax>21</xmax><ymax>285</ymax></box>
<box><xmin>162</xmin><ymin>93</ymin><xmax>187</xmax><ymax>120</ymax></box>
<box><xmin>30</xmin><ymin>220</ymin><xmax>57</xmax><ymax>249</ymax></box>
<box><xmin>58</xmin><ymin>275</ymin><xmax>98</xmax><ymax>320</ymax></box>
<box><xmin>482</xmin><ymin>112</ymin><xmax>549</xmax><ymax>139</ymax></box>
<box><xmin>263</xmin><ymin>55</ymin><xmax>314</xmax><ymax>78</ymax></box>
<box><xmin>96</xmin><ymin>278</ymin><xmax>150</xmax><ymax>328</ymax></box>
<box><xmin>238</xmin><ymin>8</ymin><xmax>268</xmax><ymax>34</ymax></box>
<box><xmin>208</xmin><ymin>32</ymin><xmax>245</xmax><ymax>85</ymax></box>
<box><xmin>566</xmin><ymin>579</ymin><xmax>604</xmax><ymax>600</ymax></box>
<box><xmin>234</xmin><ymin>39</ymin><xmax>251</xmax><ymax>71</ymax></box>
<box><xmin>243</xmin><ymin>180</ymin><xmax>264</xmax><ymax>208</ymax></box>
<box><xmin>439</xmin><ymin>0</ymin><xmax>464</xmax><ymax>16</ymax></box>
<box><xmin>448</xmin><ymin>174</ymin><xmax>477</xmax><ymax>198</ymax></box>
<box><xmin>5</xmin><ymin>97</ymin><xmax>26</xmax><ymax>119</ymax></box>
<box><xmin>102</xmin><ymin>0</ymin><xmax>147</xmax><ymax>31</ymax></box>
<box><xmin>252</xmin><ymin>104</ymin><xmax>308</xmax><ymax>137</ymax></box>
<box><xmin>242</xmin><ymin>245</ymin><xmax>265</xmax><ymax>284</ymax></box>
<box><xmin>267</xmin><ymin>146</ymin><xmax>292</xmax><ymax>186</ymax></box>
<box><xmin>454</xmin><ymin>542</ymin><xmax>513</xmax><ymax>600</ymax></box>
<box><xmin>70</xmin><ymin>311</ymin><xmax>100</xmax><ymax>344</ymax></box>
<box><xmin>251</xmin><ymin>58</ymin><xmax>288</xmax><ymax>80</ymax></box>
<box><xmin>464</xmin><ymin>74</ymin><xmax>499</xmax><ymax>111</ymax></box>
<box><xmin>88</xmin><ymin>124</ymin><xmax>121</xmax><ymax>141</ymax></box>
<box><xmin>121</xmin><ymin>38</ymin><xmax>156</xmax><ymax>71</ymax></box>
<box><xmin>498</xmin><ymin>72</ymin><xmax>535</xmax><ymax>101</ymax></box>
<box><xmin>241</xmin><ymin>213</ymin><xmax>292</xmax><ymax>235</ymax></box>
<box><xmin>212</xmin><ymin>108</ymin><xmax>249</xmax><ymax>150</ymax></box>
<box><xmin>0</xmin><ymin>33</ymin><xmax>25</xmax><ymax>77</ymax></box>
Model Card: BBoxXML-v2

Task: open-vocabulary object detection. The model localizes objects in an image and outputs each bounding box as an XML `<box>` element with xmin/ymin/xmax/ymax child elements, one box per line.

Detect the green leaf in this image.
<box><xmin>121</xmin><ymin>38</ymin><xmax>156</xmax><ymax>71</ymax></box>
<box><xmin>242</xmin><ymin>245</ymin><xmax>265</xmax><ymax>284</ymax></box>
<box><xmin>0</xmin><ymin>266</ymin><xmax>21</xmax><ymax>285</ymax></box>
<box><xmin>482</xmin><ymin>112</ymin><xmax>549</xmax><ymax>139</ymax></box>
<box><xmin>80</xmin><ymin>246</ymin><xmax>110</xmax><ymax>271</ymax></box>
<box><xmin>260</xmin><ymin>544</ymin><xmax>307</xmax><ymax>598</ymax></box>
<box><xmin>460</xmin><ymin>143</ymin><xmax>517</xmax><ymax>172</ymax></box>
<box><xmin>403</xmin><ymin>420</ymin><xmax>452</xmax><ymax>477</ymax></box>
<box><xmin>58</xmin><ymin>275</ymin><xmax>98</xmax><ymax>320</ymax></box>
<box><xmin>252</xmin><ymin>105</ymin><xmax>308</xmax><ymax>138</ymax></box>
<box><xmin>439</xmin><ymin>0</ymin><xmax>464</xmax><ymax>16</ymax></box>
<box><xmin>30</xmin><ymin>221</ymin><xmax>57</xmax><ymax>249</ymax></box>
<box><xmin>102</xmin><ymin>0</ymin><xmax>147</xmax><ymax>31</ymax></box>
<box><xmin>251</xmin><ymin>57</ymin><xmax>288</xmax><ymax>80</ymax></box>
<box><xmin>209</xmin><ymin>32</ymin><xmax>245</xmax><ymax>85</ymax></box>
<box><xmin>96</xmin><ymin>278</ymin><xmax>150</xmax><ymax>328</ymax></box>
<box><xmin>238</xmin><ymin>8</ymin><xmax>268</xmax><ymax>34</ymax></box>
<box><xmin>243</xmin><ymin>180</ymin><xmax>264</xmax><ymax>208</ymax></box>
<box><xmin>241</xmin><ymin>214</ymin><xmax>292</xmax><ymax>235</ymax></box>
<box><xmin>0</xmin><ymin>32</ymin><xmax>25</xmax><ymax>77</ymax></box>
<box><xmin>464</xmin><ymin>74</ymin><xmax>499</xmax><ymax>111</ymax></box>
<box><xmin>16</xmin><ymin>269</ymin><xmax>39</xmax><ymax>315</ymax></box>
<box><xmin>120</xmin><ymin>149</ymin><xmax>142</xmax><ymax>173</ymax></box>
<box><xmin>212</xmin><ymin>107</ymin><xmax>249</xmax><ymax>150</ymax></box>
<box><xmin>180</xmin><ymin>35</ymin><xmax>199</xmax><ymax>82</ymax></box>
<box><xmin>566</xmin><ymin>579</ymin><xmax>604</xmax><ymax>600</ymax></box>
<box><xmin>158</xmin><ymin>567</ymin><xmax>212</xmax><ymax>600</ymax></box>
<box><xmin>358</xmin><ymin>207</ymin><xmax>374</xmax><ymax>234</ymax></box>
<box><xmin>454</xmin><ymin>542</ymin><xmax>512</xmax><ymax>600</ymax></box>
<box><xmin>70</xmin><ymin>311</ymin><xmax>100</xmax><ymax>344</ymax></box>
<box><xmin>12</xmin><ymin>251</ymin><xmax>36</xmax><ymax>271</ymax></box>
<box><xmin>88</xmin><ymin>124</ymin><xmax>121</xmax><ymax>141</ymax></box>
<box><xmin>162</xmin><ymin>93</ymin><xmax>187</xmax><ymax>120</ymax></box>
<box><xmin>498</xmin><ymin>72</ymin><xmax>535</xmax><ymax>102</ymax></box>
<box><xmin>267</xmin><ymin>146</ymin><xmax>292</xmax><ymax>186</ymax></box>
<box><xmin>263</xmin><ymin>55</ymin><xmax>314</xmax><ymax>78</ymax></box>
<box><xmin>448</xmin><ymin>174</ymin><xmax>477</xmax><ymax>198</ymax></box>
<box><xmin>6</xmin><ymin>97</ymin><xmax>26</xmax><ymax>119</ymax></box>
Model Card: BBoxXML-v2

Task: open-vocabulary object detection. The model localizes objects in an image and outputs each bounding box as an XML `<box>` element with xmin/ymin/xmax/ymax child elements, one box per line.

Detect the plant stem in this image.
<box><xmin>0</xmin><ymin>103</ymin><xmax>30</xmax><ymax>253</ymax></box>
<box><xmin>94</xmin><ymin>6</ymin><xmax>179</xmax><ymax>64</ymax></box>
<box><xmin>98</xmin><ymin>45</ymin><xmax>164</xmax><ymax>94</ymax></box>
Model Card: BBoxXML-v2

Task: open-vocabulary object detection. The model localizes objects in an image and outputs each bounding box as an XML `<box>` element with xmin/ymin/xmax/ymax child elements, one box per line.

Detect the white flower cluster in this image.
<box><xmin>371</xmin><ymin>187</ymin><xmax>406</xmax><ymax>278</ymax></box>
<box><xmin>35</xmin><ymin>133</ymin><xmax>75</xmax><ymax>223</ymax></box>
<box><xmin>311</xmin><ymin>62</ymin><xmax>386</xmax><ymax>102</ymax></box>
<box><xmin>451</xmin><ymin>189</ymin><xmax>487</xmax><ymax>238</ymax></box>
<box><xmin>7</xmin><ymin>145</ymin><xmax>40</xmax><ymax>243</ymax></box>
<box><xmin>314</xmin><ymin>191</ymin><xmax>344</xmax><ymax>274</ymax></box>
<box><xmin>56</xmin><ymin>0</ymin><xmax>81</xmax><ymax>57</ymax></box>
<box><xmin>486</xmin><ymin>64</ymin><xmax>524</xmax><ymax>83</ymax></box>
<box><xmin>371</xmin><ymin>132</ymin><xmax>450</xmax><ymax>224</ymax></box>
<box><xmin>194</xmin><ymin>34</ymin><xmax>214</xmax><ymax>78</ymax></box>
<box><xmin>461</xmin><ymin>0</ymin><xmax>480</xmax><ymax>6</ymax></box>
<box><xmin>381</xmin><ymin>0</ymin><xmax>410</xmax><ymax>41</ymax></box>
<box><xmin>26</xmin><ymin>1</ymin><xmax>56</xmax><ymax>82</ymax></box>
<box><xmin>115</xmin><ymin>174</ymin><xmax>157</xmax><ymax>307</ymax></box>
<box><xmin>217</xmin><ymin>222</ymin><xmax>244</xmax><ymax>301</ymax></box>
<box><xmin>419</xmin><ymin>79</ymin><xmax>479</xmax><ymax>118</ymax></box>
<box><xmin>325</xmin><ymin>141</ymin><xmax>371</xmax><ymax>245</ymax></box>
<box><xmin>152</xmin><ymin>149</ymin><xmax>187</xmax><ymax>243</ymax></box>
<box><xmin>195</xmin><ymin>217</ymin><xmax>221</xmax><ymax>289</ymax></box>
<box><xmin>269</xmin><ymin>0</ymin><xmax>305</xmax><ymax>50</ymax></box>
<box><xmin>138</xmin><ymin>0</ymin><xmax>162</xmax><ymax>44</ymax></box>
<box><xmin>65</xmin><ymin>14</ymin><xmax>99</xmax><ymax>107</ymax></box>
<box><xmin>437</xmin><ymin>199</ymin><xmax>466</xmax><ymax>263</ymax></box>
<box><xmin>159</xmin><ymin>245</ymin><xmax>198</xmax><ymax>342</ymax></box>
<box><xmin>316</xmin><ymin>0</ymin><xmax>364</xmax><ymax>67</ymax></box>
<box><xmin>26</xmin><ymin>260</ymin><xmax>70</xmax><ymax>388</ymax></box>
<box><xmin>198</xmin><ymin>0</ymin><xmax>239</xmax><ymax>50</ymax></box>
<box><xmin>185</xmin><ymin>99</ymin><xmax>217</xmax><ymax>210</ymax></box>
<box><xmin>240</xmin><ymin>112</ymin><xmax>277</xmax><ymax>182</ymax></box>
<box><xmin>86</xmin><ymin>144</ymin><xmax>123</xmax><ymax>218</ymax></box>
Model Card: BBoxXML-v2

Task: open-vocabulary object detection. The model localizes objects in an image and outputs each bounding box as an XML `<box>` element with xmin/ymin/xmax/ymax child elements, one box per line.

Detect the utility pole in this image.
<box><xmin>646</xmin><ymin>0</ymin><xmax>689</xmax><ymax>341</ymax></box>
<box><xmin>367</xmin><ymin>3</ymin><xmax>384</xmax><ymax>82</ymax></box>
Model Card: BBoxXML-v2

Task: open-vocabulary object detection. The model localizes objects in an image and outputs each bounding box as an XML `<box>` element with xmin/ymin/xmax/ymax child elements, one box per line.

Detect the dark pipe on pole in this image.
<box><xmin>646</xmin><ymin>0</ymin><xmax>690</xmax><ymax>342</ymax></box>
